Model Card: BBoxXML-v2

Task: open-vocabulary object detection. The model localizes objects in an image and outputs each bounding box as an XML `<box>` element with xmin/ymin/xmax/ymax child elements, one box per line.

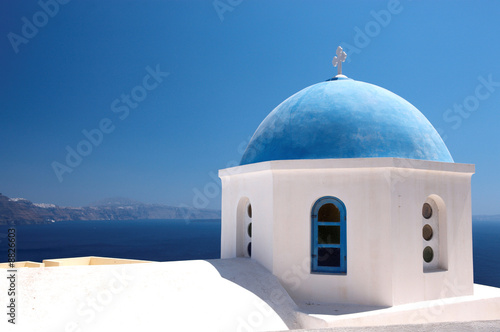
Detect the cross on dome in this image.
<box><xmin>332</xmin><ymin>46</ymin><xmax>347</xmax><ymax>76</ymax></box>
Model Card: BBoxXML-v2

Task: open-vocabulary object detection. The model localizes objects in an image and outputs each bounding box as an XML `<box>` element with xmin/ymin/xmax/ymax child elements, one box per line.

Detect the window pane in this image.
<box><xmin>318</xmin><ymin>226</ymin><xmax>340</xmax><ymax>244</ymax></box>
<box><xmin>318</xmin><ymin>203</ymin><xmax>340</xmax><ymax>222</ymax></box>
<box><xmin>422</xmin><ymin>203</ymin><xmax>432</xmax><ymax>219</ymax></box>
<box><xmin>422</xmin><ymin>224</ymin><xmax>433</xmax><ymax>241</ymax></box>
<box><xmin>318</xmin><ymin>248</ymin><xmax>341</xmax><ymax>267</ymax></box>
<box><xmin>423</xmin><ymin>246</ymin><xmax>433</xmax><ymax>263</ymax></box>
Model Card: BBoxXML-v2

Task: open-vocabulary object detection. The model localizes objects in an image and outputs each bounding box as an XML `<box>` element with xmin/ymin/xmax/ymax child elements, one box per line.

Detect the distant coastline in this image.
<box><xmin>473</xmin><ymin>215</ymin><xmax>500</xmax><ymax>222</ymax></box>
<box><xmin>0</xmin><ymin>194</ymin><xmax>220</xmax><ymax>225</ymax></box>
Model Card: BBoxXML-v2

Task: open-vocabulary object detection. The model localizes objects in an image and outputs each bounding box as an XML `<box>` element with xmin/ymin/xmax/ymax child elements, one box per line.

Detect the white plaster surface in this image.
<box><xmin>0</xmin><ymin>258</ymin><xmax>299</xmax><ymax>332</ymax></box>
<box><xmin>281</xmin><ymin>320</ymin><xmax>500</xmax><ymax>332</ymax></box>
<box><xmin>219</xmin><ymin>158</ymin><xmax>476</xmax><ymax>306</ymax></box>
<box><xmin>1</xmin><ymin>258</ymin><xmax>499</xmax><ymax>331</ymax></box>
<box><xmin>296</xmin><ymin>284</ymin><xmax>500</xmax><ymax>329</ymax></box>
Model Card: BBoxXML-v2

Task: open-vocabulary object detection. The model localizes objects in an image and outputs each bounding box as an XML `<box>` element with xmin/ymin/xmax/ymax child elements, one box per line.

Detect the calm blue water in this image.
<box><xmin>0</xmin><ymin>220</ymin><xmax>221</xmax><ymax>263</ymax></box>
<box><xmin>472</xmin><ymin>220</ymin><xmax>500</xmax><ymax>288</ymax></box>
<box><xmin>1</xmin><ymin>219</ymin><xmax>499</xmax><ymax>288</ymax></box>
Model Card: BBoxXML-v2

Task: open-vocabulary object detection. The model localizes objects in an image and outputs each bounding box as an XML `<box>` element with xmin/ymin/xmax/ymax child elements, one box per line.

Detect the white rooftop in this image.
<box><xmin>1</xmin><ymin>258</ymin><xmax>499</xmax><ymax>331</ymax></box>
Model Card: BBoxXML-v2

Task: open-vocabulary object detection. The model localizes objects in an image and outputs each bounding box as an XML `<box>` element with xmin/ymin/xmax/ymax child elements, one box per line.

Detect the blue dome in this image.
<box><xmin>240</xmin><ymin>78</ymin><xmax>453</xmax><ymax>165</ymax></box>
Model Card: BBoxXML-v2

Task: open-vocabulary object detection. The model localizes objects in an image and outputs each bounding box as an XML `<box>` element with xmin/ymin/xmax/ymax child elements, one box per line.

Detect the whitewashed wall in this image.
<box><xmin>219</xmin><ymin>158</ymin><xmax>474</xmax><ymax>306</ymax></box>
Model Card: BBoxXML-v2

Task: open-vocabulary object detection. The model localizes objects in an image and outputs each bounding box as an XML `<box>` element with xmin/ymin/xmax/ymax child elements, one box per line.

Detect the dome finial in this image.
<box><xmin>332</xmin><ymin>46</ymin><xmax>347</xmax><ymax>77</ymax></box>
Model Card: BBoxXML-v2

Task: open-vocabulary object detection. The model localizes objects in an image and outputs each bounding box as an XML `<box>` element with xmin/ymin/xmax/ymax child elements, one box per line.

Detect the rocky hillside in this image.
<box><xmin>0</xmin><ymin>194</ymin><xmax>220</xmax><ymax>225</ymax></box>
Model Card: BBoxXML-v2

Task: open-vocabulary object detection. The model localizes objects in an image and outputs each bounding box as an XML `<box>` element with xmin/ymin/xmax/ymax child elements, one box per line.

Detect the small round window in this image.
<box><xmin>422</xmin><ymin>224</ymin><xmax>433</xmax><ymax>241</ymax></box>
<box><xmin>247</xmin><ymin>204</ymin><xmax>252</xmax><ymax>218</ymax></box>
<box><xmin>422</xmin><ymin>203</ymin><xmax>432</xmax><ymax>219</ymax></box>
<box><xmin>247</xmin><ymin>242</ymin><xmax>252</xmax><ymax>257</ymax></box>
<box><xmin>247</xmin><ymin>223</ymin><xmax>252</xmax><ymax>237</ymax></box>
<box><xmin>423</xmin><ymin>246</ymin><xmax>434</xmax><ymax>263</ymax></box>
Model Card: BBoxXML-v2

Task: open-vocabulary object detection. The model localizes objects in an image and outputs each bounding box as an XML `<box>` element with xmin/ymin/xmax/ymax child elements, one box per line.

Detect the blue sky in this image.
<box><xmin>1</xmin><ymin>0</ymin><xmax>499</xmax><ymax>214</ymax></box>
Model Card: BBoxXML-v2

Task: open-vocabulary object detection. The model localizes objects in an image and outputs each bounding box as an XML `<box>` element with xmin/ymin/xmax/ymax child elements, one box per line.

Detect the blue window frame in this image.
<box><xmin>311</xmin><ymin>196</ymin><xmax>347</xmax><ymax>273</ymax></box>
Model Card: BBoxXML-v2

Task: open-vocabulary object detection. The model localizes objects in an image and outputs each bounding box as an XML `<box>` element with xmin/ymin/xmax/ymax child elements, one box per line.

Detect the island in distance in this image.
<box><xmin>0</xmin><ymin>194</ymin><xmax>220</xmax><ymax>225</ymax></box>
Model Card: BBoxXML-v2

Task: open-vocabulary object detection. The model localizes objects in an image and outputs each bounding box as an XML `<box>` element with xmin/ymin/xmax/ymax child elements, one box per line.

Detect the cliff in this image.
<box><xmin>0</xmin><ymin>194</ymin><xmax>220</xmax><ymax>225</ymax></box>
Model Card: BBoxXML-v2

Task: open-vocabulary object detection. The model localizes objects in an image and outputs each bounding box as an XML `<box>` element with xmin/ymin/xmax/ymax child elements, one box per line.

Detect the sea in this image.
<box><xmin>1</xmin><ymin>219</ymin><xmax>499</xmax><ymax>288</ymax></box>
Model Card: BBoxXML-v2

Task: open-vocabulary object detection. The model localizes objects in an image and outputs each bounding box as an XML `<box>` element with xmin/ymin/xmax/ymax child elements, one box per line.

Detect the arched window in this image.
<box><xmin>422</xmin><ymin>195</ymin><xmax>447</xmax><ymax>272</ymax></box>
<box><xmin>236</xmin><ymin>197</ymin><xmax>252</xmax><ymax>258</ymax></box>
<box><xmin>311</xmin><ymin>197</ymin><xmax>347</xmax><ymax>273</ymax></box>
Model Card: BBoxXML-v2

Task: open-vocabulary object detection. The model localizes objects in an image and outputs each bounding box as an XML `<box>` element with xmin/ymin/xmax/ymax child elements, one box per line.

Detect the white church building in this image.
<box><xmin>217</xmin><ymin>47</ymin><xmax>499</xmax><ymax>326</ymax></box>
<box><xmin>2</xmin><ymin>48</ymin><xmax>500</xmax><ymax>331</ymax></box>
<box><xmin>219</xmin><ymin>46</ymin><xmax>474</xmax><ymax>308</ymax></box>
